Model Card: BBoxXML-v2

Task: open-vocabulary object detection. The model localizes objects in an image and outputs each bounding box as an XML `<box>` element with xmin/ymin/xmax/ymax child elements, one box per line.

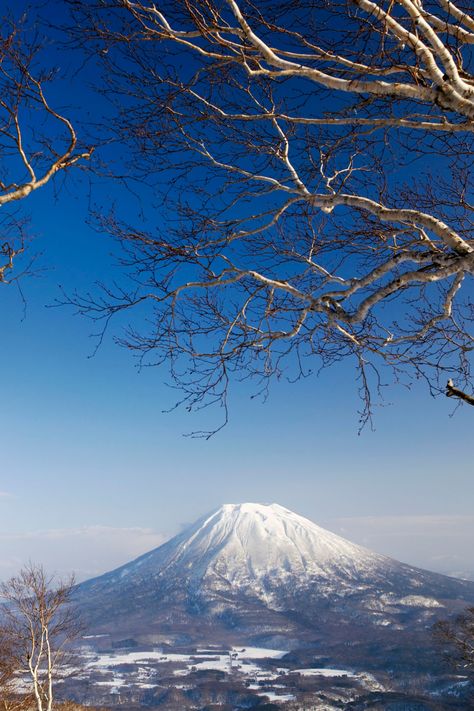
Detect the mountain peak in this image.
<box><xmin>176</xmin><ymin>501</ymin><xmax>387</xmax><ymax>587</ymax></box>
<box><xmin>218</xmin><ymin>501</ymin><xmax>283</xmax><ymax>514</ymax></box>
<box><xmin>86</xmin><ymin>502</ymin><xmax>393</xmax><ymax>599</ymax></box>
<box><xmin>206</xmin><ymin>502</ymin><xmax>291</xmax><ymax>521</ymax></box>
<box><xmin>78</xmin><ymin>502</ymin><xmax>474</xmax><ymax>647</ymax></box>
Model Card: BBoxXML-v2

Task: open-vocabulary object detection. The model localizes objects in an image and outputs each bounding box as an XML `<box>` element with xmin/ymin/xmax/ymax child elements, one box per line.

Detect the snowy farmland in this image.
<box><xmin>62</xmin><ymin>643</ymin><xmax>370</xmax><ymax>705</ymax></box>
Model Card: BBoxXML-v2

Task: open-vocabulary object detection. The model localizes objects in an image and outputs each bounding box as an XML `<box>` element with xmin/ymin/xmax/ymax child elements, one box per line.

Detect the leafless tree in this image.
<box><xmin>0</xmin><ymin>17</ymin><xmax>91</xmax><ymax>285</ymax></box>
<box><xmin>434</xmin><ymin>606</ymin><xmax>474</xmax><ymax>683</ymax></box>
<box><xmin>70</xmin><ymin>0</ymin><xmax>474</xmax><ymax>433</ymax></box>
<box><xmin>0</xmin><ymin>632</ymin><xmax>27</xmax><ymax>711</ymax></box>
<box><xmin>0</xmin><ymin>564</ymin><xmax>80</xmax><ymax>711</ymax></box>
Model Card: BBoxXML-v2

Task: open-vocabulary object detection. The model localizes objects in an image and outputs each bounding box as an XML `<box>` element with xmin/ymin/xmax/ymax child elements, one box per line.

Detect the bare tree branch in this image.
<box><xmin>0</xmin><ymin>18</ymin><xmax>92</xmax><ymax>284</ymax></box>
<box><xmin>67</xmin><ymin>0</ymin><xmax>474</xmax><ymax>433</ymax></box>
<box><xmin>434</xmin><ymin>606</ymin><xmax>474</xmax><ymax>677</ymax></box>
<box><xmin>0</xmin><ymin>565</ymin><xmax>80</xmax><ymax>711</ymax></box>
<box><xmin>446</xmin><ymin>379</ymin><xmax>474</xmax><ymax>405</ymax></box>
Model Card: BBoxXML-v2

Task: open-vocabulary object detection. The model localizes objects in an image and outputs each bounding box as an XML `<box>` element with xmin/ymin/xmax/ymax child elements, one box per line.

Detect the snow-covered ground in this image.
<box><xmin>291</xmin><ymin>668</ymin><xmax>356</xmax><ymax>678</ymax></box>
<box><xmin>85</xmin><ymin>645</ymin><xmax>289</xmax><ymax>681</ymax></box>
<box><xmin>53</xmin><ymin>641</ymin><xmax>390</xmax><ymax>708</ymax></box>
<box><xmin>73</xmin><ymin>644</ymin><xmax>371</xmax><ymax>698</ymax></box>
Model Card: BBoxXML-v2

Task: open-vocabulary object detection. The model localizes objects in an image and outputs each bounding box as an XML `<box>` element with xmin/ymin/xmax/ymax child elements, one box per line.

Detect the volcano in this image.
<box><xmin>76</xmin><ymin>503</ymin><xmax>474</xmax><ymax>647</ymax></box>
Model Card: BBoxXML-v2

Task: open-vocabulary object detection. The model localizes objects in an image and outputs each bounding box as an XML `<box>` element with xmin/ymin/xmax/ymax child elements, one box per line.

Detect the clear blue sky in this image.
<box><xmin>0</xmin><ymin>2</ymin><xmax>473</xmax><ymax>584</ymax></box>
<box><xmin>1</xmin><ymin>176</ymin><xmax>472</xmax><ymax>581</ymax></box>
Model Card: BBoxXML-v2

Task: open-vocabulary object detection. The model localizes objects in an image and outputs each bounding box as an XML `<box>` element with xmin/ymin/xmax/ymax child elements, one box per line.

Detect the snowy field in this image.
<box><xmin>83</xmin><ymin>645</ymin><xmax>290</xmax><ymax>681</ymax></box>
<box><xmin>65</xmin><ymin>644</ymin><xmax>369</xmax><ymax>703</ymax></box>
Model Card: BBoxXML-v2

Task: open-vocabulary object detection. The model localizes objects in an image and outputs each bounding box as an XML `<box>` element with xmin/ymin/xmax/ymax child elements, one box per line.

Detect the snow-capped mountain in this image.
<box><xmin>85</xmin><ymin>503</ymin><xmax>414</xmax><ymax>597</ymax></box>
<box><xmin>76</xmin><ymin>503</ymin><xmax>474</xmax><ymax>646</ymax></box>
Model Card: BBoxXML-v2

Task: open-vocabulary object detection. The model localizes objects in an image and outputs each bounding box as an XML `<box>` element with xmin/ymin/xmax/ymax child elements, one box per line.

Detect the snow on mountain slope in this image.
<box><xmin>145</xmin><ymin>502</ymin><xmax>391</xmax><ymax>587</ymax></box>
<box><xmin>80</xmin><ymin>503</ymin><xmax>454</xmax><ymax>601</ymax></box>
<box><xmin>76</xmin><ymin>503</ymin><xmax>474</xmax><ymax>644</ymax></box>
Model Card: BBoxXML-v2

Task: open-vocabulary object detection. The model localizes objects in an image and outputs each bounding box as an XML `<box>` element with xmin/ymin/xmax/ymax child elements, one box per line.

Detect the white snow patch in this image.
<box><xmin>231</xmin><ymin>647</ymin><xmax>287</xmax><ymax>659</ymax></box>
<box><xmin>292</xmin><ymin>668</ymin><xmax>356</xmax><ymax>678</ymax></box>
<box><xmin>87</xmin><ymin>646</ymin><xmax>288</xmax><ymax>680</ymax></box>
<box><xmin>257</xmin><ymin>691</ymin><xmax>296</xmax><ymax>702</ymax></box>
<box><xmin>397</xmin><ymin>595</ymin><xmax>443</xmax><ymax>608</ymax></box>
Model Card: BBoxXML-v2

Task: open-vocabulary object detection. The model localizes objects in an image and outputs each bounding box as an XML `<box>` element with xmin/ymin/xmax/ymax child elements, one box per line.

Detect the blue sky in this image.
<box><xmin>0</xmin><ymin>2</ymin><xmax>473</xmax><ymax>584</ymax></box>
<box><xmin>1</xmin><ymin>174</ymin><xmax>473</xmax><ymax>581</ymax></box>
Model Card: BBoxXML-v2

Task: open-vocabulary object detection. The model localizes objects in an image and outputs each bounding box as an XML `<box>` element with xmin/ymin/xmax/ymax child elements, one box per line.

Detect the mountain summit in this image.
<box><xmin>77</xmin><ymin>503</ymin><xmax>474</xmax><ymax>645</ymax></box>
<box><xmin>156</xmin><ymin>502</ymin><xmax>389</xmax><ymax>583</ymax></box>
<box><xmin>104</xmin><ymin>502</ymin><xmax>395</xmax><ymax>595</ymax></box>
